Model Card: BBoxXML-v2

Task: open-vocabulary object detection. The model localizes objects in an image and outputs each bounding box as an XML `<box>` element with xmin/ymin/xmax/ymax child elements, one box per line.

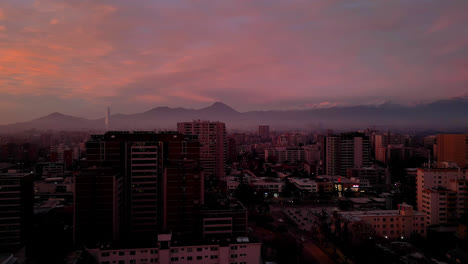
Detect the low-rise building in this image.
<box><xmin>226</xmin><ymin>174</ymin><xmax>284</xmax><ymax>197</ymax></box>
<box><xmin>417</xmin><ymin>168</ymin><xmax>468</xmax><ymax>227</ymax></box>
<box><xmin>264</xmin><ymin>147</ymin><xmax>305</xmax><ymax>163</ymax></box>
<box><xmin>333</xmin><ymin>204</ymin><xmax>426</xmax><ymax>240</ymax></box>
<box><xmin>87</xmin><ymin>234</ymin><xmax>261</xmax><ymax>264</ymax></box>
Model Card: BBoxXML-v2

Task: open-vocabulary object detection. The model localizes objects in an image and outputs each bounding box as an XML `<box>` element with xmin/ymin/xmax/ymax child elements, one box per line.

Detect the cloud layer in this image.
<box><xmin>0</xmin><ymin>0</ymin><xmax>468</xmax><ymax>123</ymax></box>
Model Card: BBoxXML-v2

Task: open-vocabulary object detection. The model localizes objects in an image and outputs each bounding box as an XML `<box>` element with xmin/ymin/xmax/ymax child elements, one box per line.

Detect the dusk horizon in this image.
<box><xmin>1</xmin><ymin>95</ymin><xmax>468</xmax><ymax>125</ymax></box>
<box><xmin>1</xmin><ymin>0</ymin><xmax>468</xmax><ymax>124</ymax></box>
<box><xmin>1</xmin><ymin>1</ymin><xmax>468</xmax><ymax>264</ymax></box>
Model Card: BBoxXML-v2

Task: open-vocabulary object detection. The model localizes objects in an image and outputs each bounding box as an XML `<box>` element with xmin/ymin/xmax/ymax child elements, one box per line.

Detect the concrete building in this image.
<box><xmin>87</xmin><ymin>234</ymin><xmax>261</xmax><ymax>264</ymax></box>
<box><xmin>346</xmin><ymin>166</ymin><xmax>387</xmax><ymax>186</ymax></box>
<box><xmin>200</xmin><ymin>201</ymin><xmax>248</xmax><ymax>239</ymax></box>
<box><xmin>275</xmin><ymin>133</ymin><xmax>305</xmax><ymax>147</ymax></box>
<box><xmin>436</xmin><ymin>134</ymin><xmax>468</xmax><ymax>168</ymax></box>
<box><xmin>334</xmin><ymin>204</ymin><xmax>426</xmax><ymax>240</ymax></box>
<box><xmin>0</xmin><ymin>173</ymin><xmax>33</xmax><ymax>252</ymax></box>
<box><xmin>227</xmin><ymin>176</ymin><xmax>284</xmax><ymax>197</ymax></box>
<box><xmin>374</xmin><ymin>133</ymin><xmax>406</xmax><ymax>164</ymax></box>
<box><xmin>42</xmin><ymin>162</ymin><xmax>65</xmax><ymax>176</ymax></box>
<box><xmin>339</xmin><ymin>133</ymin><xmax>371</xmax><ymax>177</ymax></box>
<box><xmin>288</xmin><ymin>178</ymin><xmax>319</xmax><ymax>192</ymax></box>
<box><xmin>264</xmin><ymin>147</ymin><xmax>304</xmax><ymax>163</ymax></box>
<box><xmin>324</xmin><ymin>136</ymin><xmax>340</xmax><ymax>176</ymax></box>
<box><xmin>417</xmin><ymin>168</ymin><xmax>468</xmax><ymax>227</ymax></box>
<box><xmin>303</xmin><ymin>144</ymin><xmax>320</xmax><ymax>165</ymax></box>
<box><xmin>80</xmin><ymin>131</ymin><xmax>203</xmax><ymax>245</ymax></box>
<box><xmin>74</xmin><ymin>168</ymin><xmax>123</xmax><ymax>245</ymax></box>
<box><xmin>288</xmin><ymin>176</ymin><xmax>361</xmax><ymax>194</ymax></box>
<box><xmin>324</xmin><ymin>133</ymin><xmax>372</xmax><ymax>176</ymax></box>
<box><xmin>178</xmin><ymin>121</ymin><xmax>227</xmax><ymax>178</ymax></box>
<box><xmin>258</xmin><ymin>125</ymin><xmax>269</xmax><ymax>139</ymax></box>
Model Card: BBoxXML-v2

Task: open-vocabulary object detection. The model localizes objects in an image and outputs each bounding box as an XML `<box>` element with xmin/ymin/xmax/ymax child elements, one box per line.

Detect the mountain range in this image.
<box><xmin>0</xmin><ymin>97</ymin><xmax>467</xmax><ymax>133</ymax></box>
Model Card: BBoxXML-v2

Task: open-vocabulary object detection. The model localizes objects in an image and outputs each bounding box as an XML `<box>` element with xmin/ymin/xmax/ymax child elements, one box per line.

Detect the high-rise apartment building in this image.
<box><xmin>0</xmin><ymin>172</ymin><xmax>33</xmax><ymax>252</ymax></box>
<box><xmin>340</xmin><ymin>132</ymin><xmax>371</xmax><ymax>176</ymax></box>
<box><xmin>264</xmin><ymin>147</ymin><xmax>305</xmax><ymax>163</ymax></box>
<box><xmin>324</xmin><ymin>133</ymin><xmax>371</xmax><ymax>176</ymax></box>
<box><xmin>416</xmin><ymin>168</ymin><xmax>468</xmax><ymax>227</ymax></box>
<box><xmin>334</xmin><ymin>203</ymin><xmax>426</xmax><ymax>240</ymax></box>
<box><xmin>77</xmin><ymin>131</ymin><xmax>203</xmax><ymax>245</ymax></box>
<box><xmin>436</xmin><ymin>134</ymin><xmax>468</xmax><ymax>168</ymax></box>
<box><xmin>177</xmin><ymin>121</ymin><xmax>227</xmax><ymax>178</ymax></box>
<box><xmin>74</xmin><ymin>168</ymin><xmax>123</xmax><ymax>245</ymax></box>
<box><xmin>258</xmin><ymin>125</ymin><xmax>270</xmax><ymax>139</ymax></box>
<box><xmin>303</xmin><ymin>144</ymin><xmax>320</xmax><ymax>165</ymax></box>
<box><xmin>374</xmin><ymin>132</ymin><xmax>406</xmax><ymax>164</ymax></box>
<box><xmin>325</xmin><ymin>136</ymin><xmax>340</xmax><ymax>176</ymax></box>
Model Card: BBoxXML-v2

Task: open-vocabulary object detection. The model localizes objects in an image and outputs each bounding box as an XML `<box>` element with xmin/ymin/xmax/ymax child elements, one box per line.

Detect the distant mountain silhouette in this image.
<box><xmin>0</xmin><ymin>99</ymin><xmax>467</xmax><ymax>132</ymax></box>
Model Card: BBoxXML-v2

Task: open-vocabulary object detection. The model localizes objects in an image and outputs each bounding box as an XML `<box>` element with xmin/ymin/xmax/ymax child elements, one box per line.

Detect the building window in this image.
<box><xmin>130</xmin><ymin>251</ymin><xmax>136</xmax><ymax>256</ymax></box>
<box><xmin>196</xmin><ymin>256</ymin><xmax>202</xmax><ymax>260</ymax></box>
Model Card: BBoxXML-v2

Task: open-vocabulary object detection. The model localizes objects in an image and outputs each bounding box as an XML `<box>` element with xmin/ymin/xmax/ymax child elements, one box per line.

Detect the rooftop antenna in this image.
<box><xmin>105</xmin><ymin>106</ymin><xmax>111</xmax><ymax>130</ymax></box>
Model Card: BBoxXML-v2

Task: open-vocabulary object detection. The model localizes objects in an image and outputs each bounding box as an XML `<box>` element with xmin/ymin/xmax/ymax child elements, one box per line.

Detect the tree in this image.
<box><xmin>271</xmin><ymin>233</ymin><xmax>300</xmax><ymax>264</ymax></box>
<box><xmin>281</xmin><ymin>179</ymin><xmax>297</xmax><ymax>198</ymax></box>
<box><xmin>233</xmin><ymin>183</ymin><xmax>256</xmax><ymax>208</ymax></box>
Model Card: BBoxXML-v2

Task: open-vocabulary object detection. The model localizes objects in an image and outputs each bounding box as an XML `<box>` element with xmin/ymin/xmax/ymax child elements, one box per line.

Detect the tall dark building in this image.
<box><xmin>227</xmin><ymin>137</ymin><xmax>238</xmax><ymax>163</ymax></box>
<box><xmin>177</xmin><ymin>121</ymin><xmax>227</xmax><ymax>178</ymax></box>
<box><xmin>161</xmin><ymin>138</ymin><xmax>203</xmax><ymax>237</ymax></box>
<box><xmin>339</xmin><ymin>132</ymin><xmax>371</xmax><ymax>176</ymax></box>
<box><xmin>0</xmin><ymin>173</ymin><xmax>33</xmax><ymax>252</ymax></box>
<box><xmin>73</xmin><ymin>168</ymin><xmax>123</xmax><ymax>245</ymax></box>
<box><xmin>324</xmin><ymin>132</ymin><xmax>371</xmax><ymax>176</ymax></box>
<box><xmin>258</xmin><ymin>125</ymin><xmax>270</xmax><ymax>139</ymax></box>
<box><xmin>76</xmin><ymin>131</ymin><xmax>203</xmax><ymax>245</ymax></box>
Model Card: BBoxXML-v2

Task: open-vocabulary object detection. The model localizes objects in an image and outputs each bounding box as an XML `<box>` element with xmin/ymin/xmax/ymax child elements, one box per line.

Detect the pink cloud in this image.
<box><xmin>0</xmin><ymin>0</ymin><xmax>467</xmax><ymax>122</ymax></box>
<box><xmin>169</xmin><ymin>91</ymin><xmax>215</xmax><ymax>103</ymax></box>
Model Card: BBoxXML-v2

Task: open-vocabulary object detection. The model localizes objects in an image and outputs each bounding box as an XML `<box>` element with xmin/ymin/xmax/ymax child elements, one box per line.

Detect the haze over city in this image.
<box><xmin>1</xmin><ymin>1</ymin><xmax>468</xmax><ymax>264</ymax></box>
<box><xmin>1</xmin><ymin>0</ymin><xmax>468</xmax><ymax>124</ymax></box>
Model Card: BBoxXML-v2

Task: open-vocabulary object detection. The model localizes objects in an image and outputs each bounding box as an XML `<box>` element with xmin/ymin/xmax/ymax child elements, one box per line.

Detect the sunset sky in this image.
<box><xmin>1</xmin><ymin>0</ymin><xmax>468</xmax><ymax>124</ymax></box>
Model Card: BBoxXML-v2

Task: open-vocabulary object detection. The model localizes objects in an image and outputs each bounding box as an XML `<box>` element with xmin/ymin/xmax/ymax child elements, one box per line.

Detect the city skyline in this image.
<box><xmin>2</xmin><ymin>1</ymin><xmax>468</xmax><ymax>263</ymax></box>
<box><xmin>1</xmin><ymin>0</ymin><xmax>468</xmax><ymax>123</ymax></box>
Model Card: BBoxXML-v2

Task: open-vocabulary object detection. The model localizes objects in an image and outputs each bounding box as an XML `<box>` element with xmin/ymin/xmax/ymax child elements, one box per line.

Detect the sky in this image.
<box><xmin>0</xmin><ymin>0</ymin><xmax>468</xmax><ymax>124</ymax></box>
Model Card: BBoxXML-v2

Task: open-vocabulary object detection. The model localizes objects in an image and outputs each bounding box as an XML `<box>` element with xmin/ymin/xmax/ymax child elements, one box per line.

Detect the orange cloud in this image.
<box><xmin>0</xmin><ymin>0</ymin><xmax>467</xmax><ymax>123</ymax></box>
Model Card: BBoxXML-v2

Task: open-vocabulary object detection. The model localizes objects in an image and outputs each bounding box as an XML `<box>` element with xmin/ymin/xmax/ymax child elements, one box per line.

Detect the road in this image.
<box><xmin>302</xmin><ymin>241</ymin><xmax>336</xmax><ymax>264</ymax></box>
<box><xmin>271</xmin><ymin>210</ymin><xmax>336</xmax><ymax>264</ymax></box>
